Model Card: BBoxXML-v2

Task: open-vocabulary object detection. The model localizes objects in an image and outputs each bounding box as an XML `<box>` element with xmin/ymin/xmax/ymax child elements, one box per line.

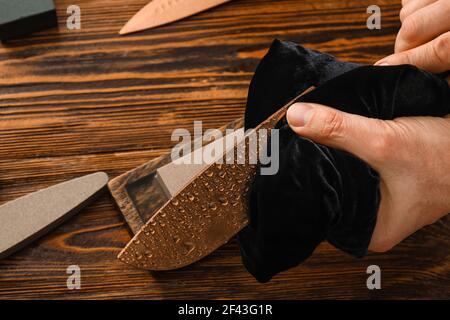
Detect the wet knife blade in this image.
<box><xmin>117</xmin><ymin>87</ymin><xmax>315</xmax><ymax>270</ymax></box>
<box><xmin>0</xmin><ymin>172</ymin><xmax>109</xmax><ymax>260</ymax></box>
<box><xmin>120</xmin><ymin>0</ymin><xmax>232</xmax><ymax>35</ymax></box>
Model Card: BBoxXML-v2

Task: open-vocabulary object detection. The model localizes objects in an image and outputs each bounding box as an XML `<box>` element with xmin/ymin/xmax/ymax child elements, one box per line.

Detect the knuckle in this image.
<box><xmin>317</xmin><ymin>110</ymin><xmax>344</xmax><ymax>139</ymax></box>
<box><xmin>402</xmin><ymin>52</ymin><xmax>413</xmax><ymax>65</ymax></box>
<box><xmin>433</xmin><ymin>34</ymin><xmax>450</xmax><ymax>66</ymax></box>
<box><xmin>399</xmin><ymin>6</ymin><xmax>409</xmax><ymax>22</ymax></box>
<box><xmin>399</xmin><ymin>16</ymin><xmax>419</xmax><ymax>43</ymax></box>
<box><xmin>370</xmin><ymin>125</ymin><xmax>396</xmax><ymax>160</ymax></box>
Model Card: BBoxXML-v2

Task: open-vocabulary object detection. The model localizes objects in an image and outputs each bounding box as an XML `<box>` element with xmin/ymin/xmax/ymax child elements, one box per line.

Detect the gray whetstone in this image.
<box><xmin>0</xmin><ymin>0</ymin><xmax>57</xmax><ymax>41</ymax></box>
<box><xmin>0</xmin><ymin>172</ymin><xmax>109</xmax><ymax>260</ymax></box>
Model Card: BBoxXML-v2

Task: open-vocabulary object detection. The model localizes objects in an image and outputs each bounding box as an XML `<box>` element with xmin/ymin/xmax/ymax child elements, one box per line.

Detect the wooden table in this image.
<box><xmin>0</xmin><ymin>0</ymin><xmax>448</xmax><ymax>299</ymax></box>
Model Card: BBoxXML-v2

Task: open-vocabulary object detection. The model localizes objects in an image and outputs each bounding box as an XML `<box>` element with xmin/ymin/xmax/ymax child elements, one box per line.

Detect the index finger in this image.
<box><xmin>375</xmin><ymin>31</ymin><xmax>450</xmax><ymax>73</ymax></box>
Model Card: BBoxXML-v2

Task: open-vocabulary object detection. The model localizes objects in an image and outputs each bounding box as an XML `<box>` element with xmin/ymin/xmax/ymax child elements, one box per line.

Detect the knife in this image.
<box><xmin>0</xmin><ymin>172</ymin><xmax>109</xmax><ymax>260</ymax></box>
<box><xmin>116</xmin><ymin>87</ymin><xmax>315</xmax><ymax>270</ymax></box>
<box><xmin>119</xmin><ymin>0</ymin><xmax>232</xmax><ymax>35</ymax></box>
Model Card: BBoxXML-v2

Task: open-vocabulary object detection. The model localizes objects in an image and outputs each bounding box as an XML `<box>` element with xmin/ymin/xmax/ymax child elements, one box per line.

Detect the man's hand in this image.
<box><xmin>375</xmin><ymin>0</ymin><xmax>450</xmax><ymax>82</ymax></box>
<box><xmin>286</xmin><ymin>102</ymin><xmax>450</xmax><ymax>252</ymax></box>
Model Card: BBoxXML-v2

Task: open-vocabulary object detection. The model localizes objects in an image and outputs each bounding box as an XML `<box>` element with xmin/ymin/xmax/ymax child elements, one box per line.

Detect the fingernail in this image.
<box><xmin>287</xmin><ymin>103</ymin><xmax>314</xmax><ymax>127</ymax></box>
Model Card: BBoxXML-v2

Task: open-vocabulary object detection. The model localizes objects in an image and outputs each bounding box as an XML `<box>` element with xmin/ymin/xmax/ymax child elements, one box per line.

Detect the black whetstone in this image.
<box><xmin>0</xmin><ymin>0</ymin><xmax>57</xmax><ymax>41</ymax></box>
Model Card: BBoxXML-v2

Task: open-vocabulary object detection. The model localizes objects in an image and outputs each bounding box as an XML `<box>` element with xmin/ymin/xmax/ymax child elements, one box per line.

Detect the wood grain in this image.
<box><xmin>0</xmin><ymin>0</ymin><xmax>448</xmax><ymax>299</ymax></box>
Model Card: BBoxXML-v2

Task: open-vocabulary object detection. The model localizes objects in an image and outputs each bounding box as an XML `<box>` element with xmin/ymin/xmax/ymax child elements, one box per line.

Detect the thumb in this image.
<box><xmin>286</xmin><ymin>102</ymin><xmax>391</xmax><ymax>165</ymax></box>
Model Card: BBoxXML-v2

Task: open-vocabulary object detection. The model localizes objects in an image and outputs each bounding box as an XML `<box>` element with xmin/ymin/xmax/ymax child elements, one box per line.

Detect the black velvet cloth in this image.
<box><xmin>238</xmin><ymin>39</ymin><xmax>450</xmax><ymax>283</ymax></box>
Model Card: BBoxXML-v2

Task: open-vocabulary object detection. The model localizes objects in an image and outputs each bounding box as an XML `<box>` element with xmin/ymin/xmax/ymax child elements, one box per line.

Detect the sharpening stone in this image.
<box><xmin>0</xmin><ymin>0</ymin><xmax>57</xmax><ymax>41</ymax></box>
<box><xmin>0</xmin><ymin>172</ymin><xmax>109</xmax><ymax>260</ymax></box>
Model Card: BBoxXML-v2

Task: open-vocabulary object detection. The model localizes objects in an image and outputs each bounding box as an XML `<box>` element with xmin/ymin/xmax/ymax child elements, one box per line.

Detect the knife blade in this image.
<box><xmin>0</xmin><ymin>172</ymin><xmax>109</xmax><ymax>260</ymax></box>
<box><xmin>117</xmin><ymin>87</ymin><xmax>315</xmax><ymax>270</ymax></box>
<box><xmin>119</xmin><ymin>0</ymin><xmax>232</xmax><ymax>35</ymax></box>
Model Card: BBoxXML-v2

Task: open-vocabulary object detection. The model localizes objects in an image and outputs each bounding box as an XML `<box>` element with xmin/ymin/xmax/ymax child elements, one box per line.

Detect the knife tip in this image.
<box><xmin>119</xmin><ymin>23</ymin><xmax>142</xmax><ymax>35</ymax></box>
<box><xmin>119</xmin><ymin>2</ymin><xmax>162</xmax><ymax>35</ymax></box>
<box><xmin>119</xmin><ymin>20</ymin><xmax>149</xmax><ymax>35</ymax></box>
<box><xmin>118</xmin><ymin>25</ymin><xmax>130</xmax><ymax>35</ymax></box>
<box><xmin>119</xmin><ymin>7</ymin><xmax>148</xmax><ymax>35</ymax></box>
